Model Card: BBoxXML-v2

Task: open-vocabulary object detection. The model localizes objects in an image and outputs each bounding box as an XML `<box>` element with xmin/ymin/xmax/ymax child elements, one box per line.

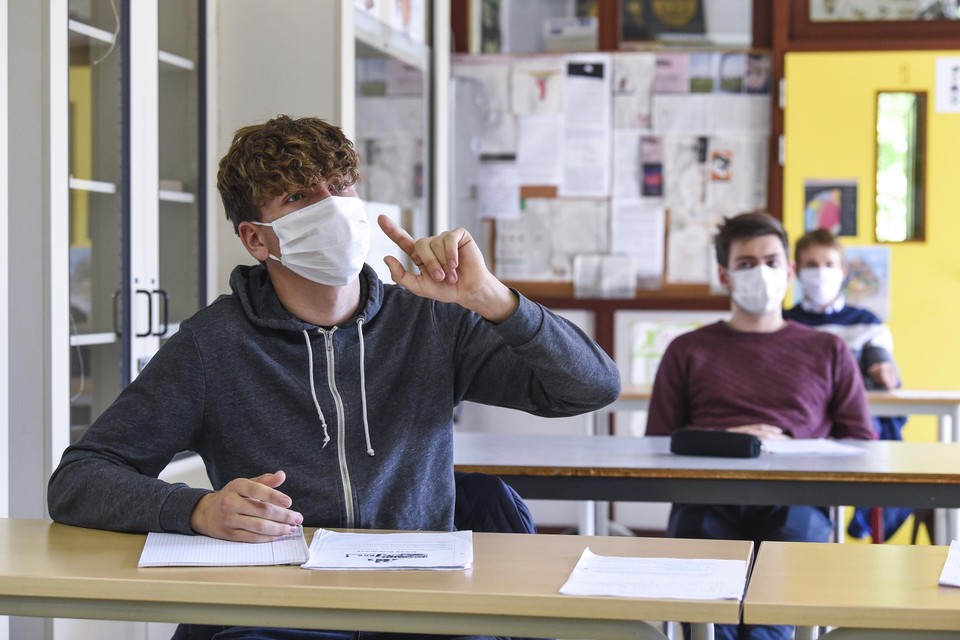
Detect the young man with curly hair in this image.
<box><xmin>48</xmin><ymin>115</ymin><xmax>620</xmax><ymax>640</ymax></box>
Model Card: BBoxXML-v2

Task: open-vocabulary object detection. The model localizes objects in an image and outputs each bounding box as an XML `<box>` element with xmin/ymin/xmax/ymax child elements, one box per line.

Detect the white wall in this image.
<box><xmin>211</xmin><ymin>0</ymin><xmax>351</xmax><ymax>297</ymax></box>
<box><xmin>1</xmin><ymin>0</ymin><xmax>9</xmax><ymax>636</ymax></box>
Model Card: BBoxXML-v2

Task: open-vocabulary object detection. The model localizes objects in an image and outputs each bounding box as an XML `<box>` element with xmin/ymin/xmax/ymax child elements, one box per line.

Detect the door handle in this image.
<box><xmin>112</xmin><ymin>289</ymin><xmax>122</xmax><ymax>336</ymax></box>
<box><xmin>153</xmin><ymin>289</ymin><xmax>170</xmax><ymax>337</ymax></box>
<box><xmin>135</xmin><ymin>289</ymin><xmax>153</xmax><ymax>337</ymax></box>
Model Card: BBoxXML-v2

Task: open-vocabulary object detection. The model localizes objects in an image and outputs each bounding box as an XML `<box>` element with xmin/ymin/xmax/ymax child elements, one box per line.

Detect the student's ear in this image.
<box><xmin>717</xmin><ymin>264</ymin><xmax>733</xmax><ymax>292</ymax></box>
<box><xmin>238</xmin><ymin>221</ymin><xmax>272</xmax><ymax>262</ymax></box>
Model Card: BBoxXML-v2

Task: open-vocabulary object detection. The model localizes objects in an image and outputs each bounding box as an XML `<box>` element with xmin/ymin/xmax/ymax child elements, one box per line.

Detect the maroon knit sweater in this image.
<box><xmin>646</xmin><ymin>321</ymin><xmax>875</xmax><ymax>440</ymax></box>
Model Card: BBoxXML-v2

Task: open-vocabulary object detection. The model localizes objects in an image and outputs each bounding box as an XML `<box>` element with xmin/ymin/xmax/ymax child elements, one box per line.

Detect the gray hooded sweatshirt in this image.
<box><xmin>48</xmin><ymin>263</ymin><xmax>620</xmax><ymax>534</ymax></box>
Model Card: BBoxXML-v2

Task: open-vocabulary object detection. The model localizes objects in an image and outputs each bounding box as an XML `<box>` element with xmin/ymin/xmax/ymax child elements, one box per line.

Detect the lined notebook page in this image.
<box><xmin>138</xmin><ymin>527</ymin><xmax>309</xmax><ymax>567</ymax></box>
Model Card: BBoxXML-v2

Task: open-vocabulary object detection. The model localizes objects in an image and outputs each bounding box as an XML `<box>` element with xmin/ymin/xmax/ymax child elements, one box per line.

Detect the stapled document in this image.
<box><xmin>301</xmin><ymin>529</ymin><xmax>473</xmax><ymax>570</ymax></box>
<box><xmin>559</xmin><ymin>548</ymin><xmax>748</xmax><ymax>600</ymax></box>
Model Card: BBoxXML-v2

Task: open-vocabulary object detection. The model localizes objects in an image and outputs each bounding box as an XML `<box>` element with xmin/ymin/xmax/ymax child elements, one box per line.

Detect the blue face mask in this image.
<box><xmin>253</xmin><ymin>196</ymin><xmax>371</xmax><ymax>286</ymax></box>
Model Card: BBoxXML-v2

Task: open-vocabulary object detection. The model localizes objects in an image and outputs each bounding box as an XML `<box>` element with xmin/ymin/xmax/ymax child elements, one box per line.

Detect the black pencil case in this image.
<box><xmin>670</xmin><ymin>429</ymin><xmax>762</xmax><ymax>458</ymax></box>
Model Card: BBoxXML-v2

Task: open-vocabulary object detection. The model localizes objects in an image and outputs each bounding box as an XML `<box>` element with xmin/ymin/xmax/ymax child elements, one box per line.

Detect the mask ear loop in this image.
<box><xmin>249</xmin><ymin>221</ymin><xmax>283</xmax><ymax>263</ymax></box>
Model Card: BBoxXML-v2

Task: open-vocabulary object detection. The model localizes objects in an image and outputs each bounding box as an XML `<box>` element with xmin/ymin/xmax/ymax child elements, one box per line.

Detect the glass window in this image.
<box><xmin>876</xmin><ymin>91</ymin><xmax>926</xmax><ymax>242</ymax></box>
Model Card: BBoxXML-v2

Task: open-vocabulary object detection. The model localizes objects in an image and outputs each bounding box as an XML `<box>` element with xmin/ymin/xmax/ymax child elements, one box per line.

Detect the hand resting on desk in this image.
<box><xmin>726</xmin><ymin>424</ymin><xmax>790</xmax><ymax>439</ymax></box>
<box><xmin>190</xmin><ymin>470</ymin><xmax>304</xmax><ymax>543</ymax></box>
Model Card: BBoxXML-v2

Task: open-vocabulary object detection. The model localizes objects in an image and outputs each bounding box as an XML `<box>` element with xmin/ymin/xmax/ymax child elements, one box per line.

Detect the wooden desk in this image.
<box><xmin>610</xmin><ymin>386</ymin><xmax>960</xmax><ymax>443</ymax></box>
<box><xmin>743</xmin><ymin>541</ymin><xmax>960</xmax><ymax>637</ymax></box>
<box><xmin>0</xmin><ymin>519</ymin><xmax>752</xmax><ymax>640</ymax></box>
<box><xmin>454</xmin><ymin>432</ymin><xmax>960</xmax><ymax>509</ymax></box>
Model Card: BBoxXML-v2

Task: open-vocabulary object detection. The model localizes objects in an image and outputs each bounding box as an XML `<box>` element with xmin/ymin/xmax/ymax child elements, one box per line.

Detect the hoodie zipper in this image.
<box><xmin>318</xmin><ymin>326</ymin><xmax>356</xmax><ymax>528</ymax></box>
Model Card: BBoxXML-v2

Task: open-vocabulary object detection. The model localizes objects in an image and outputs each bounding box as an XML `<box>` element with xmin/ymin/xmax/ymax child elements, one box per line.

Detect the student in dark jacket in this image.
<box><xmin>48</xmin><ymin>115</ymin><xmax>620</xmax><ymax>640</ymax></box>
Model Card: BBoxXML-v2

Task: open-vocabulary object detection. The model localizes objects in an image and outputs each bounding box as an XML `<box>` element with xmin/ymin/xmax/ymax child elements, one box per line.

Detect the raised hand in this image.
<box><xmin>378</xmin><ymin>215</ymin><xmax>517</xmax><ymax>323</ymax></box>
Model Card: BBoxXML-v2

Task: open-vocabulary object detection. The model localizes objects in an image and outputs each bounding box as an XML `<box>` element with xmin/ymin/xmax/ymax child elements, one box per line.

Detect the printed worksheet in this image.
<box><xmin>302</xmin><ymin>529</ymin><xmax>474</xmax><ymax>570</ymax></box>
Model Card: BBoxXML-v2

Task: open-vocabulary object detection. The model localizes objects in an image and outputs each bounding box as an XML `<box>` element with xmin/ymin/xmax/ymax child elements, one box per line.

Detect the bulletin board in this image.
<box><xmin>450</xmin><ymin>49</ymin><xmax>772</xmax><ymax>304</ymax></box>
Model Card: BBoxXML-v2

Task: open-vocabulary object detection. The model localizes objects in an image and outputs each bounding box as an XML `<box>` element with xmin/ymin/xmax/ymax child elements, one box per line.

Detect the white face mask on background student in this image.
<box><xmin>729</xmin><ymin>264</ymin><xmax>788</xmax><ymax>315</ymax></box>
<box><xmin>798</xmin><ymin>266</ymin><xmax>845</xmax><ymax>308</ymax></box>
<box><xmin>253</xmin><ymin>195</ymin><xmax>371</xmax><ymax>286</ymax></box>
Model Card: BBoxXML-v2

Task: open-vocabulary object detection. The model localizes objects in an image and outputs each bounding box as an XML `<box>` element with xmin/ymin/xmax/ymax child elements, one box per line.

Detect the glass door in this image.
<box><xmin>158</xmin><ymin>0</ymin><xmax>205</xmax><ymax>342</ymax></box>
<box><xmin>354</xmin><ymin>6</ymin><xmax>432</xmax><ymax>244</ymax></box>
<box><xmin>65</xmin><ymin>0</ymin><xmax>205</xmax><ymax>445</ymax></box>
<box><xmin>67</xmin><ymin>0</ymin><xmax>124</xmax><ymax>444</ymax></box>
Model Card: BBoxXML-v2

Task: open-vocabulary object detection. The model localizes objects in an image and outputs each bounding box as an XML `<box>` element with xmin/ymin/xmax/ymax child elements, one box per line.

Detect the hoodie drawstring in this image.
<box><xmin>302</xmin><ymin>330</ymin><xmax>331</xmax><ymax>448</ymax></box>
<box><xmin>357</xmin><ymin>318</ymin><xmax>375</xmax><ymax>457</ymax></box>
<box><xmin>302</xmin><ymin>323</ymin><xmax>375</xmax><ymax>457</ymax></box>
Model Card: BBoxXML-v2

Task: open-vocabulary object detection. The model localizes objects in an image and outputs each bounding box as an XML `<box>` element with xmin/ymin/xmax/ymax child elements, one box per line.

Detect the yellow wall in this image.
<box><xmin>784</xmin><ymin>50</ymin><xmax>960</xmax><ymax>443</ymax></box>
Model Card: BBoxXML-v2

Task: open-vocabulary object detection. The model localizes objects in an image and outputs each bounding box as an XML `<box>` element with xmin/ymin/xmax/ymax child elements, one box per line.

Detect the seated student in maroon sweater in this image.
<box><xmin>646</xmin><ymin>212</ymin><xmax>875</xmax><ymax>640</ymax></box>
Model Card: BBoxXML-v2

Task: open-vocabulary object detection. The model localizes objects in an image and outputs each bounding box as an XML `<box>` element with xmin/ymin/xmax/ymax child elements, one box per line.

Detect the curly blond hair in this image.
<box><xmin>217</xmin><ymin>115</ymin><xmax>361</xmax><ymax>233</ymax></box>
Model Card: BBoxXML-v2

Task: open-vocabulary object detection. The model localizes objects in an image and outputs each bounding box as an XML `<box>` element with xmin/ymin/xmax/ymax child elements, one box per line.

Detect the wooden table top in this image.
<box><xmin>744</xmin><ymin>541</ymin><xmax>960</xmax><ymax>631</ymax></box>
<box><xmin>0</xmin><ymin>519</ymin><xmax>752</xmax><ymax>633</ymax></box>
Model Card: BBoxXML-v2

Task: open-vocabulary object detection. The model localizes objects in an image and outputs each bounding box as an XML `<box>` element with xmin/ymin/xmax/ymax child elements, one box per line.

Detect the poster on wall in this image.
<box><xmin>621</xmin><ymin>0</ymin><xmax>705</xmax><ymax>42</ymax></box>
<box><xmin>843</xmin><ymin>246</ymin><xmax>891</xmax><ymax>321</ymax></box>
<box><xmin>790</xmin><ymin>245</ymin><xmax>891</xmax><ymax>321</ymax></box>
<box><xmin>803</xmin><ymin>179</ymin><xmax>858</xmax><ymax>236</ymax></box>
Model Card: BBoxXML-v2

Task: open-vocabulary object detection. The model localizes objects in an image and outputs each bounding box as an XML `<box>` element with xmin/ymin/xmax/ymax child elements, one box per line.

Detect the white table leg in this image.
<box><xmin>795</xmin><ymin>625</ymin><xmax>820</xmax><ymax>640</ymax></box>
<box><xmin>689</xmin><ymin>622</ymin><xmax>715</xmax><ymax>640</ymax></box>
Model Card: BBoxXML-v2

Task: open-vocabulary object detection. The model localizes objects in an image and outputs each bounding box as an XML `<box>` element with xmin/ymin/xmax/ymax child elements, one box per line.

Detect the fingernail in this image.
<box><xmin>433</xmin><ymin>270</ymin><xmax>444</xmax><ymax>280</ymax></box>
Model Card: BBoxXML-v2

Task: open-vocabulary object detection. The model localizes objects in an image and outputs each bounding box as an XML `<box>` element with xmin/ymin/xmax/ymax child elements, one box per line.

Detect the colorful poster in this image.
<box><xmin>843</xmin><ymin>246</ymin><xmax>891</xmax><ymax>321</ymax></box>
<box><xmin>804</xmin><ymin>179</ymin><xmax>858</xmax><ymax>236</ymax></box>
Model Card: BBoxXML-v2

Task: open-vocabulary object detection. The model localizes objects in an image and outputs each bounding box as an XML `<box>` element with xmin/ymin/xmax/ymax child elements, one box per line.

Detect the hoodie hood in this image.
<box><xmin>229</xmin><ymin>262</ymin><xmax>386</xmax><ymax>331</ymax></box>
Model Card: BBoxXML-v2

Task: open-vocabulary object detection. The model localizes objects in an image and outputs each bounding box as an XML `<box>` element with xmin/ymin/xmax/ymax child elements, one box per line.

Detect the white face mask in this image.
<box><xmin>253</xmin><ymin>196</ymin><xmax>371</xmax><ymax>286</ymax></box>
<box><xmin>798</xmin><ymin>266</ymin><xmax>844</xmax><ymax>308</ymax></box>
<box><xmin>729</xmin><ymin>264</ymin><xmax>788</xmax><ymax>315</ymax></box>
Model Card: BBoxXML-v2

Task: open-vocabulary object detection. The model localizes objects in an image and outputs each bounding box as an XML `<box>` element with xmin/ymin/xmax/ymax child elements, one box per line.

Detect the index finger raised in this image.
<box><xmin>378</xmin><ymin>214</ymin><xmax>417</xmax><ymax>261</ymax></box>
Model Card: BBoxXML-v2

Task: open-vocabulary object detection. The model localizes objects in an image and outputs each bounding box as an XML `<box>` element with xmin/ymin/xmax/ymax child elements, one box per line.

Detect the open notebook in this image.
<box><xmin>138</xmin><ymin>526</ymin><xmax>309</xmax><ymax>567</ymax></box>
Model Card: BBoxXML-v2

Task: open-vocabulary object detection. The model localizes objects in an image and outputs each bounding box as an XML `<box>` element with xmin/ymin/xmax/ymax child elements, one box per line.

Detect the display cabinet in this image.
<box><xmin>66</xmin><ymin>0</ymin><xmax>206</xmax><ymax>446</ymax></box>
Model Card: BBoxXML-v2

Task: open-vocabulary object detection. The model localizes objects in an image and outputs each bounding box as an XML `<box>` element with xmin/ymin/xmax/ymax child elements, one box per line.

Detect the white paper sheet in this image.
<box><xmin>573</xmin><ymin>254</ymin><xmax>635</xmax><ymax>298</ymax></box>
<box><xmin>495</xmin><ymin>198</ymin><xmax>608</xmax><ymax>281</ymax></box>
<box><xmin>610</xmin><ymin>200</ymin><xmax>665</xmax><ymax>280</ymax></box>
<box><xmin>516</xmin><ymin>114</ymin><xmax>564</xmax><ymax>186</ymax></box>
<box><xmin>613</xmin><ymin>130</ymin><xmax>643</xmax><ymax>199</ymax></box>
<box><xmin>761</xmin><ymin>439</ymin><xmax>867</xmax><ymax>456</ymax></box>
<box><xmin>511</xmin><ymin>57</ymin><xmax>565</xmax><ymax>115</ymax></box>
<box><xmin>138</xmin><ymin>527</ymin><xmax>309</xmax><ymax>567</ymax></box>
<box><xmin>939</xmin><ymin>540</ymin><xmax>960</xmax><ymax>587</ymax></box>
<box><xmin>613</xmin><ymin>53</ymin><xmax>655</xmax><ymax>129</ymax></box>
<box><xmin>476</xmin><ymin>159</ymin><xmax>521</xmax><ymax>219</ymax></box>
<box><xmin>302</xmin><ymin>529</ymin><xmax>473</xmax><ymax>570</ymax></box>
<box><xmin>936</xmin><ymin>57</ymin><xmax>960</xmax><ymax>114</ymax></box>
<box><xmin>560</xmin><ymin>54</ymin><xmax>612</xmax><ymax>198</ymax></box>
<box><xmin>560</xmin><ymin>548</ymin><xmax>748</xmax><ymax>600</ymax></box>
